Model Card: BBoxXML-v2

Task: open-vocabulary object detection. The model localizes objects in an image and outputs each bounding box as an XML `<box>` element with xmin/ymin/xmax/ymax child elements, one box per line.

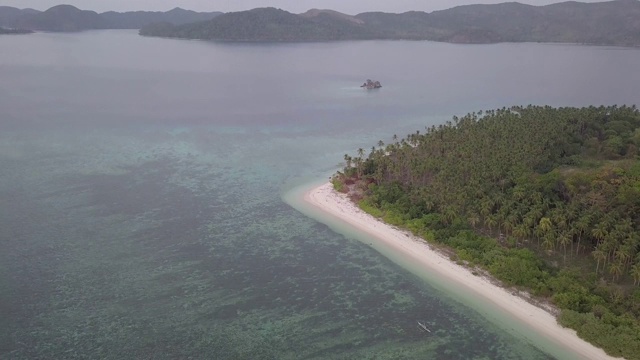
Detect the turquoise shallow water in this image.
<box><xmin>1</xmin><ymin>30</ymin><xmax>639</xmax><ymax>359</ymax></box>
<box><xmin>283</xmin><ymin>183</ymin><xmax>584</xmax><ymax>360</ymax></box>
<box><xmin>1</xmin><ymin>122</ymin><xmax>553</xmax><ymax>360</ymax></box>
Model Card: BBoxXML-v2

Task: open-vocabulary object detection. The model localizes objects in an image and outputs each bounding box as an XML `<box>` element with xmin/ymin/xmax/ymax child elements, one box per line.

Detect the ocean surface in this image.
<box><xmin>1</xmin><ymin>30</ymin><xmax>639</xmax><ymax>359</ymax></box>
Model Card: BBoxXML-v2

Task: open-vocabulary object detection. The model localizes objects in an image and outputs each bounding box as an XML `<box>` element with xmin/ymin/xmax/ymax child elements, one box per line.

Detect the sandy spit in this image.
<box><xmin>304</xmin><ymin>182</ymin><xmax>620</xmax><ymax>360</ymax></box>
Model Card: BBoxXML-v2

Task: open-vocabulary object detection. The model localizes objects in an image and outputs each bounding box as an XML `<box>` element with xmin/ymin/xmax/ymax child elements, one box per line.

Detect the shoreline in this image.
<box><xmin>302</xmin><ymin>182</ymin><xmax>619</xmax><ymax>360</ymax></box>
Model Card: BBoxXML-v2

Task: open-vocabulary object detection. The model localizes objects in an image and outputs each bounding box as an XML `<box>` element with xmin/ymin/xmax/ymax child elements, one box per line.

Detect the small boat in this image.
<box><xmin>417</xmin><ymin>321</ymin><xmax>431</xmax><ymax>333</ymax></box>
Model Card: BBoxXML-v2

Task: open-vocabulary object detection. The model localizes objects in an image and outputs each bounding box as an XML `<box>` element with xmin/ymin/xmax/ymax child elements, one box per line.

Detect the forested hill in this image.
<box><xmin>0</xmin><ymin>5</ymin><xmax>221</xmax><ymax>32</ymax></box>
<box><xmin>10</xmin><ymin>5</ymin><xmax>108</xmax><ymax>32</ymax></box>
<box><xmin>139</xmin><ymin>7</ymin><xmax>380</xmax><ymax>41</ymax></box>
<box><xmin>101</xmin><ymin>8</ymin><xmax>222</xmax><ymax>29</ymax></box>
<box><xmin>0</xmin><ymin>6</ymin><xmax>39</xmax><ymax>27</ymax></box>
<box><xmin>335</xmin><ymin>105</ymin><xmax>640</xmax><ymax>359</ymax></box>
<box><xmin>139</xmin><ymin>0</ymin><xmax>640</xmax><ymax>46</ymax></box>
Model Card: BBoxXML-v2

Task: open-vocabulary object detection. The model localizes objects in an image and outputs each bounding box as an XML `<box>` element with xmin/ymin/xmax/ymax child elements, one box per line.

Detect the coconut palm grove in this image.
<box><xmin>334</xmin><ymin>105</ymin><xmax>640</xmax><ymax>359</ymax></box>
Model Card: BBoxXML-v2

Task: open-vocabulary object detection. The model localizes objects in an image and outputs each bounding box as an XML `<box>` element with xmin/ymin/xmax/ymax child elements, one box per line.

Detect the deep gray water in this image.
<box><xmin>1</xmin><ymin>30</ymin><xmax>639</xmax><ymax>359</ymax></box>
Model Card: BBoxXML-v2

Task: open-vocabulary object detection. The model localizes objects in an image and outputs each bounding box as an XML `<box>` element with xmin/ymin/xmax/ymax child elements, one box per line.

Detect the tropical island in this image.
<box><xmin>317</xmin><ymin>105</ymin><xmax>640</xmax><ymax>359</ymax></box>
<box><xmin>139</xmin><ymin>0</ymin><xmax>640</xmax><ymax>46</ymax></box>
<box><xmin>0</xmin><ymin>4</ymin><xmax>221</xmax><ymax>32</ymax></box>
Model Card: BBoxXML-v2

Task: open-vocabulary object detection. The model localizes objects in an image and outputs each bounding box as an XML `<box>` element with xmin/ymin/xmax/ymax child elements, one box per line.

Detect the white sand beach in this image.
<box><xmin>303</xmin><ymin>182</ymin><xmax>620</xmax><ymax>360</ymax></box>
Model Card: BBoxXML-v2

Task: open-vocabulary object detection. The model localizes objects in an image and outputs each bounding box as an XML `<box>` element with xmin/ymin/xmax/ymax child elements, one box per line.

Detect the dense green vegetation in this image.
<box><xmin>335</xmin><ymin>105</ymin><xmax>640</xmax><ymax>359</ymax></box>
<box><xmin>101</xmin><ymin>8</ymin><xmax>221</xmax><ymax>29</ymax></box>
<box><xmin>140</xmin><ymin>8</ymin><xmax>379</xmax><ymax>41</ymax></box>
<box><xmin>139</xmin><ymin>1</ymin><xmax>640</xmax><ymax>46</ymax></box>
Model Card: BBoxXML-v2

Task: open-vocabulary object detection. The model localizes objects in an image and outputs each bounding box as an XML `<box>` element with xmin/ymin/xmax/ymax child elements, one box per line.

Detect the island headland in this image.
<box><xmin>314</xmin><ymin>105</ymin><xmax>640</xmax><ymax>359</ymax></box>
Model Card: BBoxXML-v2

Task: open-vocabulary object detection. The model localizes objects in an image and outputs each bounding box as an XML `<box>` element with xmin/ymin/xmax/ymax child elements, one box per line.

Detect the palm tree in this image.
<box><xmin>343</xmin><ymin>154</ymin><xmax>352</xmax><ymax>169</ymax></box>
<box><xmin>467</xmin><ymin>213</ymin><xmax>480</xmax><ymax>229</ymax></box>
<box><xmin>591</xmin><ymin>222</ymin><xmax>608</xmax><ymax>246</ymax></box>
<box><xmin>592</xmin><ymin>248</ymin><xmax>606</xmax><ymax>274</ymax></box>
<box><xmin>354</xmin><ymin>157</ymin><xmax>363</xmax><ymax>178</ymax></box>
<box><xmin>631</xmin><ymin>264</ymin><xmax>640</xmax><ymax>286</ymax></box>
<box><xmin>532</xmin><ymin>217</ymin><xmax>552</xmax><ymax>248</ymax></box>
<box><xmin>512</xmin><ymin>225</ymin><xmax>528</xmax><ymax>242</ymax></box>
<box><xmin>615</xmin><ymin>247</ymin><xmax>631</xmax><ymax>269</ymax></box>
<box><xmin>574</xmin><ymin>216</ymin><xmax>590</xmax><ymax>255</ymax></box>
<box><xmin>529</xmin><ymin>207</ymin><xmax>544</xmax><ymax>223</ymax></box>
<box><xmin>623</xmin><ymin>234</ymin><xmax>639</xmax><ymax>266</ymax></box>
<box><xmin>443</xmin><ymin>207</ymin><xmax>457</xmax><ymax>225</ymax></box>
<box><xmin>512</xmin><ymin>186</ymin><xmax>526</xmax><ymax>200</ymax></box>
<box><xmin>558</xmin><ymin>231</ymin><xmax>572</xmax><ymax>262</ymax></box>
<box><xmin>480</xmin><ymin>199</ymin><xmax>493</xmax><ymax>217</ymax></box>
<box><xmin>609</xmin><ymin>261</ymin><xmax>623</xmax><ymax>282</ymax></box>
<box><xmin>542</xmin><ymin>232</ymin><xmax>556</xmax><ymax>251</ymax></box>
<box><xmin>539</xmin><ymin>217</ymin><xmax>552</xmax><ymax>233</ymax></box>
<box><xmin>531</xmin><ymin>191</ymin><xmax>543</xmax><ymax>204</ymax></box>
<box><xmin>484</xmin><ymin>215</ymin><xmax>497</xmax><ymax>233</ymax></box>
<box><xmin>501</xmin><ymin>219</ymin><xmax>513</xmax><ymax>236</ymax></box>
<box><xmin>522</xmin><ymin>215</ymin><xmax>535</xmax><ymax>228</ymax></box>
<box><xmin>554</xmin><ymin>214</ymin><xmax>567</xmax><ymax>232</ymax></box>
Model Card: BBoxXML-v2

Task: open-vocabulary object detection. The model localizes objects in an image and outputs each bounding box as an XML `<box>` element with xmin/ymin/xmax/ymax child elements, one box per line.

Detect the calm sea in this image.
<box><xmin>1</xmin><ymin>30</ymin><xmax>638</xmax><ymax>359</ymax></box>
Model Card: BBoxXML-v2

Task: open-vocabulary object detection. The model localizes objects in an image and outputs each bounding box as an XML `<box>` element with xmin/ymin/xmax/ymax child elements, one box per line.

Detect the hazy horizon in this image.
<box><xmin>0</xmin><ymin>0</ymin><xmax>608</xmax><ymax>14</ymax></box>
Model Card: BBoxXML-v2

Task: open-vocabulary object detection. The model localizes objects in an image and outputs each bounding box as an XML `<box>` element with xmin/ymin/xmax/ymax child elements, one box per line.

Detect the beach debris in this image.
<box><xmin>417</xmin><ymin>321</ymin><xmax>431</xmax><ymax>333</ymax></box>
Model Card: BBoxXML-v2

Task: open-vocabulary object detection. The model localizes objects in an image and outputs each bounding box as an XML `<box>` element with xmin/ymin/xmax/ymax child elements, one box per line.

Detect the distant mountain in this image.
<box><xmin>140</xmin><ymin>7</ymin><xmax>378</xmax><ymax>41</ymax></box>
<box><xmin>140</xmin><ymin>0</ymin><xmax>640</xmax><ymax>46</ymax></box>
<box><xmin>101</xmin><ymin>8</ymin><xmax>222</xmax><ymax>29</ymax></box>
<box><xmin>0</xmin><ymin>4</ymin><xmax>222</xmax><ymax>32</ymax></box>
<box><xmin>11</xmin><ymin>4</ymin><xmax>108</xmax><ymax>32</ymax></box>
<box><xmin>0</xmin><ymin>6</ymin><xmax>39</xmax><ymax>27</ymax></box>
<box><xmin>300</xmin><ymin>9</ymin><xmax>364</xmax><ymax>24</ymax></box>
<box><xmin>395</xmin><ymin>0</ymin><xmax>640</xmax><ymax>44</ymax></box>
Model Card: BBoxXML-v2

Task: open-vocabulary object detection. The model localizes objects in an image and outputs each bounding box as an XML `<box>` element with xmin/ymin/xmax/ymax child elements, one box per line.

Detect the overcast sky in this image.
<box><xmin>1</xmin><ymin>0</ymin><xmax>605</xmax><ymax>14</ymax></box>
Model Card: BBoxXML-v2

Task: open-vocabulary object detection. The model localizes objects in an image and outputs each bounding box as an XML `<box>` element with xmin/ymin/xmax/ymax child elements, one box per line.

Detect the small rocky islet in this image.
<box><xmin>360</xmin><ymin>79</ymin><xmax>382</xmax><ymax>89</ymax></box>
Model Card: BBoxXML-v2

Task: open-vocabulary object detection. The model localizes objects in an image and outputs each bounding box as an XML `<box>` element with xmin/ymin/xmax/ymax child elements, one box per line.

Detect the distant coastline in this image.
<box><xmin>137</xmin><ymin>2</ymin><xmax>640</xmax><ymax>47</ymax></box>
<box><xmin>1</xmin><ymin>1</ymin><xmax>639</xmax><ymax>47</ymax></box>
<box><xmin>303</xmin><ymin>182</ymin><xmax>620</xmax><ymax>360</ymax></box>
<box><xmin>0</xmin><ymin>27</ymin><xmax>32</xmax><ymax>35</ymax></box>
